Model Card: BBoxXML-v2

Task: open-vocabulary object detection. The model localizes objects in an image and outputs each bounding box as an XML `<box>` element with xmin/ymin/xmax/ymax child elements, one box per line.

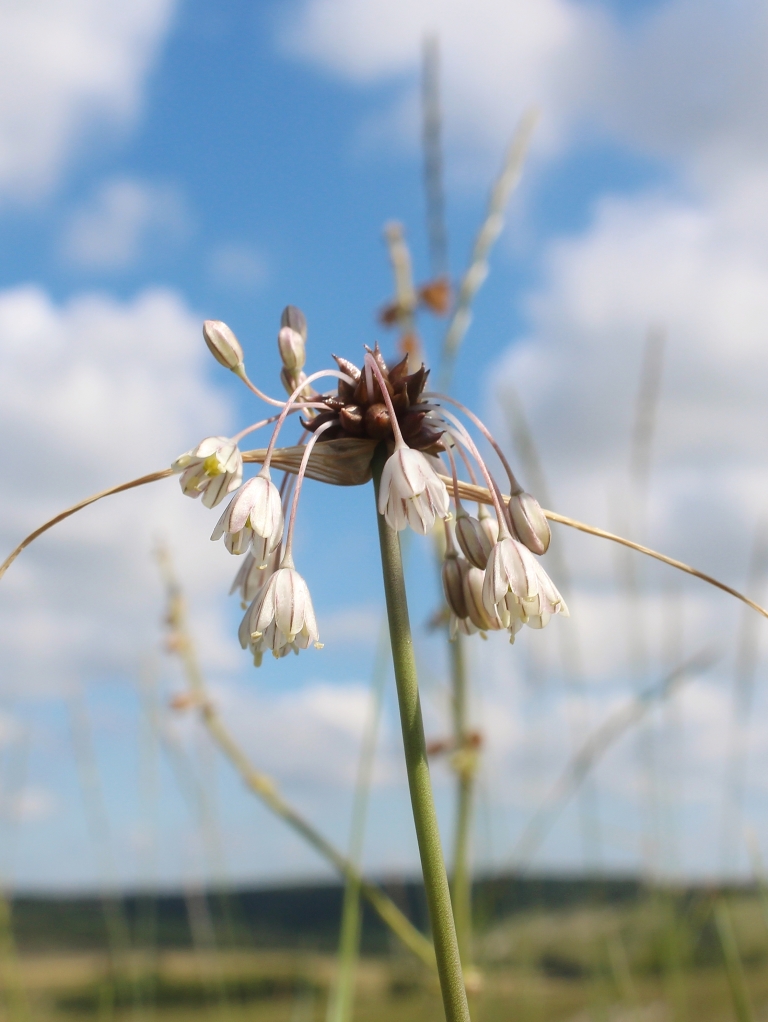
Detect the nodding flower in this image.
<box><xmin>211</xmin><ymin>470</ymin><xmax>284</xmax><ymax>565</ymax></box>
<box><xmin>172</xmin><ymin>436</ymin><xmax>242</xmax><ymax>508</ymax></box>
<box><xmin>239</xmin><ymin>558</ymin><xmax>321</xmax><ymax>666</ymax></box>
<box><xmin>176</xmin><ymin>303</ymin><xmax>568</xmax><ymax>665</ymax></box>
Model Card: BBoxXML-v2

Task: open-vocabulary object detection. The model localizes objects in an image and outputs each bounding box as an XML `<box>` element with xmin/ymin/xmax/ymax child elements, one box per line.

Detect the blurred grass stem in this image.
<box><xmin>438</xmin><ymin>109</ymin><xmax>538</xmax><ymax>390</ymax></box>
<box><xmin>326</xmin><ymin>620</ymin><xmax>389</xmax><ymax>1022</ymax></box>
<box><xmin>714</xmin><ymin>899</ymin><xmax>755</xmax><ymax>1022</ymax></box>
<box><xmin>155</xmin><ymin>549</ymin><xmax>436</xmax><ymax>971</ymax></box>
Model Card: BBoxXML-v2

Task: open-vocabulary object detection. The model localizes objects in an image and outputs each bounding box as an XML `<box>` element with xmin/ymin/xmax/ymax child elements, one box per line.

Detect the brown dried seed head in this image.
<box><xmin>339</xmin><ymin>404</ymin><xmax>365</xmax><ymax>436</ymax></box>
<box><xmin>418</xmin><ymin>276</ymin><xmax>452</xmax><ymax>315</ymax></box>
<box><xmin>364</xmin><ymin>402</ymin><xmax>392</xmax><ymax>439</ymax></box>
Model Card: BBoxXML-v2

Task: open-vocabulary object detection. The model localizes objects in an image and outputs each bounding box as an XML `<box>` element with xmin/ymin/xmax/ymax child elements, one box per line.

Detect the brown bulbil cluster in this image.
<box><xmin>301</xmin><ymin>343</ymin><xmax>444</xmax><ymax>453</ymax></box>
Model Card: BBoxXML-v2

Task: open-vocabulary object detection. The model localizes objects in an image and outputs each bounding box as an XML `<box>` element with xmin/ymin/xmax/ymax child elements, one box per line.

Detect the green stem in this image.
<box><xmin>449</xmin><ymin>634</ymin><xmax>474</xmax><ymax>969</ymax></box>
<box><xmin>715</xmin><ymin>899</ymin><xmax>755</xmax><ymax>1022</ymax></box>
<box><xmin>372</xmin><ymin>446</ymin><xmax>470</xmax><ymax>1022</ymax></box>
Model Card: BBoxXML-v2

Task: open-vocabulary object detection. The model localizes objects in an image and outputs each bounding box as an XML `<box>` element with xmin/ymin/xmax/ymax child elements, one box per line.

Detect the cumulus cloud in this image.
<box><xmin>496</xmin><ymin>176</ymin><xmax>768</xmax><ymax>566</ymax></box>
<box><xmin>285</xmin><ymin>0</ymin><xmax>768</xmax><ymax>187</ymax></box>
<box><xmin>0</xmin><ymin>0</ymin><xmax>176</xmax><ymax>199</ymax></box>
<box><xmin>207</xmin><ymin>243</ymin><xmax>268</xmax><ymax>292</ymax></box>
<box><xmin>0</xmin><ymin>284</ymin><xmax>240</xmax><ymax>696</ymax></box>
<box><xmin>283</xmin><ymin>0</ymin><xmax>607</xmax><ymax>161</ymax></box>
<box><xmin>62</xmin><ymin>178</ymin><xmax>191</xmax><ymax>270</ymax></box>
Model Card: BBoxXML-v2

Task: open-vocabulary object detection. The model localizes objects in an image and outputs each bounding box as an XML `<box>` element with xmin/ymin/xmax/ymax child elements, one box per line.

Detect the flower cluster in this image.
<box><xmin>171</xmin><ymin>305</ymin><xmax>567</xmax><ymax>665</ymax></box>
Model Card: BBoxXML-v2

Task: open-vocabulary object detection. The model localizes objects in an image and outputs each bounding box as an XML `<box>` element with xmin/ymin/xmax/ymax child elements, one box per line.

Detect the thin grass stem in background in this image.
<box><xmin>500</xmin><ymin>385</ymin><xmax>602</xmax><ymax>870</ymax></box>
<box><xmin>714</xmin><ymin>899</ymin><xmax>756</xmax><ymax>1022</ymax></box>
<box><xmin>619</xmin><ymin>329</ymin><xmax>665</xmax><ymax>874</ymax></box>
<box><xmin>326</xmin><ymin>620</ymin><xmax>389</xmax><ymax>1022</ymax></box>
<box><xmin>719</xmin><ymin>520</ymin><xmax>768</xmax><ymax>875</ymax></box>
<box><xmin>509</xmin><ymin>648</ymin><xmax>717</xmax><ymax>868</ymax></box>
<box><xmin>383</xmin><ymin>222</ymin><xmax>419</xmax><ymax>354</ymax></box>
<box><xmin>746</xmin><ymin>832</ymin><xmax>768</xmax><ymax>940</ymax></box>
<box><xmin>372</xmin><ymin>445</ymin><xmax>470</xmax><ymax>1022</ymax></box>
<box><xmin>148</xmin><ymin>708</ymin><xmax>235</xmax><ymax>1015</ymax></box>
<box><xmin>438</xmin><ymin>108</ymin><xmax>538</xmax><ymax>391</ymax></box>
<box><xmin>422</xmin><ymin>34</ymin><xmax>448</xmax><ymax>279</ymax></box>
<box><xmin>155</xmin><ymin>547</ymin><xmax>436</xmax><ymax>971</ymax></box>
<box><xmin>0</xmin><ymin>884</ymin><xmax>30</xmax><ymax>1022</ymax></box>
<box><xmin>135</xmin><ymin>662</ymin><xmax>161</xmax><ymax>1019</ymax></box>
<box><xmin>69</xmin><ymin>694</ymin><xmax>139</xmax><ymax>1019</ymax></box>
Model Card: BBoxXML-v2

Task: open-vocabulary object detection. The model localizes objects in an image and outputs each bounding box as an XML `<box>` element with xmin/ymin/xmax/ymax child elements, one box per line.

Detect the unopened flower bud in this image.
<box><xmin>442</xmin><ymin>552</ymin><xmax>469</xmax><ymax>620</ymax></box>
<box><xmin>507</xmin><ymin>492</ymin><xmax>551</xmax><ymax>555</ymax></box>
<box><xmin>477</xmin><ymin>503</ymin><xmax>499</xmax><ymax>547</ymax></box>
<box><xmin>281</xmin><ymin>366</ymin><xmax>311</xmax><ymax>399</ymax></box>
<box><xmin>462</xmin><ymin>565</ymin><xmax>500</xmax><ymax>632</ymax></box>
<box><xmin>203</xmin><ymin>320</ymin><xmax>244</xmax><ymax>372</ymax></box>
<box><xmin>455</xmin><ymin>510</ymin><xmax>494</xmax><ymax>569</ymax></box>
<box><xmin>280</xmin><ymin>305</ymin><xmax>307</xmax><ymax>341</ymax></box>
<box><xmin>278</xmin><ymin>326</ymin><xmax>306</xmax><ymax>372</ymax></box>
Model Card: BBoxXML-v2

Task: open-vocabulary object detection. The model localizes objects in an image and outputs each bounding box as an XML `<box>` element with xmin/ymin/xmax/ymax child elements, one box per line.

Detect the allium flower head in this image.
<box><xmin>378</xmin><ymin>446</ymin><xmax>449</xmax><ymax>534</ymax></box>
<box><xmin>177</xmin><ymin>303</ymin><xmax>568</xmax><ymax>666</ymax></box>
<box><xmin>172</xmin><ymin>436</ymin><xmax>243</xmax><ymax>508</ymax></box>
<box><xmin>211</xmin><ymin>470</ymin><xmax>284</xmax><ymax>564</ymax></box>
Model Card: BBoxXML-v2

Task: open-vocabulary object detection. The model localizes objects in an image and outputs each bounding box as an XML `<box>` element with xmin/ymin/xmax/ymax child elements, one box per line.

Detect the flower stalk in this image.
<box><xmin>449</xmin><ymin>632</ymin><xmax>474</xmax><ymax>970</ymax></box>
<box><xmin>372</xmin><ymin>445</ymin><xmax>471</xmax><ymax>1022</ymax></box>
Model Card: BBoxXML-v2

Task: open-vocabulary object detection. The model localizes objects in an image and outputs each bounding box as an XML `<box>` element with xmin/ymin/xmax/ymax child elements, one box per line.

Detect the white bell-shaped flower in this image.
<box><xmin>378</xmin><ymin>445</ymin><xmax>449</xmax><ymax>534</ymax></box>
<box><xmin>211</xmin><ymin>470</ymin><xmax>284</xmax><ymax>564</ymax></box>
<box><xmin>230</xmin><ymin>547</ymin><xmax>280</xmax><ymax>607</ymax></box>
<box><xmin>239</xmin><ymin>559</ymin><xmax>320</xmax><ymax>662</ymax></box>
<box><xmin>172</xmin><ymin>437</ymin><xmax>243</xmax><ymax>508</ymax></box>
<box><xmin>482</xmin><ymin>536</ymin><xmax>568</xmax><ymax>631</ymax></box>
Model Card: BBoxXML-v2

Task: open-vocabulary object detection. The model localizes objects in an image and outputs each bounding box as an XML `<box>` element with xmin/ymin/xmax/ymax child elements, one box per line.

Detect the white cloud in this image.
<box><xmin>284</xmin><ymin>0</ymin><xmax>607</xmax><ymax>162</ymax></box>
<box><xmin>4</xmin><ymin>786</ymin><xmax>56</xmax><ymax>823</ymax></box>
<box><xmin>0</xmin><ymin>284</ymin><xmax>241</xmax><ymax>695</ymax></box>
<box><xmin>318</xmin><ymin>605</ymin><xmax>382</xmax><ymax>646</ymax></box>
<box><xmin>207</xmin><ymin>242</ymin><xmax>268</xmax><ymax>292</ymax></box>
<box><xmin>62</xmin><ymin>177</ymin><xmax>191</xmax><ymax>270</ymax></box>
<box><xmin>0</xmin><ymin>1</ymin><xmax>176</xmax><ymax>199</ymax></box>
<box><xmin>594</xmin><ymin>0</ymin><xmax>768</xmax><ymax>187</ymax></box>
<box><xmin>285</xmin><ymin>0</ymin><xmax>768</xmax><ymax>187</ymax></box>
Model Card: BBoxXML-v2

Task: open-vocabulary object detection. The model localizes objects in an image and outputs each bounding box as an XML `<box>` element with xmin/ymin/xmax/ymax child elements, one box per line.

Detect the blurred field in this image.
<box><xmin>3</xmin><ymin>879</ymin><xmax>768</xmax><ymax>1022</ymax></box>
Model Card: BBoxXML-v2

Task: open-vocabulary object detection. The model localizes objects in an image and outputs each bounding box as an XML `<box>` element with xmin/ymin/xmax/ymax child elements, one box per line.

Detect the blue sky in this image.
<box><xmin>2</xmin><ymin>0</ymin><xmax>768</xmax><ymax>890</ymax></box>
